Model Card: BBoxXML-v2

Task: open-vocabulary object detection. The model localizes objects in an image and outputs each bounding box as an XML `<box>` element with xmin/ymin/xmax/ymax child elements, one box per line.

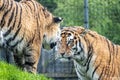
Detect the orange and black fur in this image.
<box><xmin>0</xmin><ymin>0</ymin><xmax>62</xmax><ymax>73</ymax></box>
<box><xmin>55</xmin><ymin>26</ymin><xmax>120</xmax><ymax>80</ymax></box>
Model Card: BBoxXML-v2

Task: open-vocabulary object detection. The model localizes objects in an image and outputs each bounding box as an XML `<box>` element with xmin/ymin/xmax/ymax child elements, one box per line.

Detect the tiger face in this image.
<box><xmin>55</xmin><ymin>27</ymin><xmax>87</xmax><ymax>61</ymax></box>
<box><xmin>43</xmin><ymin>15</ymin><xmax>63</xmax><ymax>43</ymax></box>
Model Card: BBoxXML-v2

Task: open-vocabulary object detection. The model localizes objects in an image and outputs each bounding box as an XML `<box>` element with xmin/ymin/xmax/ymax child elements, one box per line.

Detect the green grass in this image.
<box><xmin>0</xmin><ymin>61</ymin><xmax>52</xmax><ymax>80</ymax></box>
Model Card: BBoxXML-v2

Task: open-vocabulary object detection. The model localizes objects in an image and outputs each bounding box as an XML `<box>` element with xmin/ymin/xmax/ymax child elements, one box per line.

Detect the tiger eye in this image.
<box><xmin>68</xmin><ymin>33</ymin><xmax>71</xmax><ymax>36</ymax></box>
<box><xmin>74</xmin><ymin>36</ymin><xmax>77</xmax><ymax>39</ymax></box>
<box><xmin>61</xmin><ymin>33</ymin><xmax>65</xmax><ymax>37</ymax></box>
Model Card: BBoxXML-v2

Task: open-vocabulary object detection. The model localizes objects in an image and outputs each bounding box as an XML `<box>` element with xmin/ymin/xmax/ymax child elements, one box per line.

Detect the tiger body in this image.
<box><xmin>56</xmin><ymin>26</ymin><xmax>120</xmax><ymax>80</ymax></box>
<box><xmin>0</xmin><ymin>0</ymin><xmax>62</xmax><ymax>73</ymax></box>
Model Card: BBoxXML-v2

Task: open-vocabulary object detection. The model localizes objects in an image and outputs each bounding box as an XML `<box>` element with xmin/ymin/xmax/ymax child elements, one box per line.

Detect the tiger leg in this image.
<box><xmin>23</xmin><ymin>46</ymin><xmax>41</xmax><ymax>73</ymax></box>
<box><xmin>14</xmin><ymin>54</ymin><xmax>25</xmax><ymax>68</ymax></box>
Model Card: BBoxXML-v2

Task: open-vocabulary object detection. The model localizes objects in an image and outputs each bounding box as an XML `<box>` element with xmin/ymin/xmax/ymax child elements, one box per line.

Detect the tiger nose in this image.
<box><xmin>61</xmin><ymin>53</ymin><xmax>65</xmax><ymax>57</ymax></box>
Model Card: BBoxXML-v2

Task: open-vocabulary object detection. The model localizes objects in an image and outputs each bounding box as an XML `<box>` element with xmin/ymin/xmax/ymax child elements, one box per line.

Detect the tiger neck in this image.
<box><xmin>73</xmin><ymin>55</ymin><xmax>99</xmax><ymax>80</ymax></box>
<box><xmin>73</xmin><ymin>60</ymin><xmax>90</xmax><ymax>80</ymax></box>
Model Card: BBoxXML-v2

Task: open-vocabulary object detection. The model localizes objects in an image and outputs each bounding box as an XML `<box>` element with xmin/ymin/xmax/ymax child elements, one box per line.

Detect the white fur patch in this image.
<box><xmin>0</xmin><ymin>31</ymin><xmax>4</xmax><ymax>46</ymax></box>
<box><xmin>67</xmin><ymin>34</ymin><xmax>74</xmax><ymax>42</ymax></box>
<box><xmin>44</xmin><ymin>26</ymin><xmax>61</xmax><ymax>43</ymax></box>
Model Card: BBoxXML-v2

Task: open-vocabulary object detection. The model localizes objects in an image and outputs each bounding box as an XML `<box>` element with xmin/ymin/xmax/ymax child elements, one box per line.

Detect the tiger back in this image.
<box><xmin>0</xmin><ymin>0</ymin><xmax>62</xmax><ymax>73</ymax></box>
<box><xmin>55</xmin><ymin>26</ymin><xmax>120</xmax><ymax>80</ymax></box>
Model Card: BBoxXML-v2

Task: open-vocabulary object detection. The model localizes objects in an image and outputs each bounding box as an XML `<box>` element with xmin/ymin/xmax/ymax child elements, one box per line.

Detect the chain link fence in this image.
<box><xmin>39</xmin><ymin>0</ymin><xmax>120</xmax><ymax>80</ymax></box>
<box><xmin>89</xmin><ymin>0</ymin><xmax>120</xmax><ymax>44</ymax></box>
<box><xmin>0</xmin><ymin>0</ymin><xmax>120</xmax><ymax>80</ymax></box>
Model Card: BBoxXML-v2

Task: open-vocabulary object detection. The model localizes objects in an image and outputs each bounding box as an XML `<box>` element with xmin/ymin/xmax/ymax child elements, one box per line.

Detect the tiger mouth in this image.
<box><xmin>61</xmin><ymin>56</ymin><xmax>72</xmax><ymax>60</ymax></box>
<box><xmin>68</xmin><ymin>57</ymin><xmax>72</xmax><ymax>60</ymax></box>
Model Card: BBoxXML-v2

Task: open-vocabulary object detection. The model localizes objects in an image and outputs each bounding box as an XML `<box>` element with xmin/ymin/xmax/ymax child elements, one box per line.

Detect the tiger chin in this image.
<box><xmin>0</xmin><ymin>0</ymin><xmax>63</xmax><ymax>73</ymax></box>
<box><xmin>55</xmin><ymin>26</ymin><xmax>120</xmax><ymax>80</ymax></box>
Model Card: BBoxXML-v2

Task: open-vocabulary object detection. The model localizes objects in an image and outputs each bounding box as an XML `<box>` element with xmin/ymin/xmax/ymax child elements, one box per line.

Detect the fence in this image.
<box><xmin>0</xmin><ymin>47</ymin><xmax>78</xmax><ymax>80</ymax></box>
<box><xmin>39</xmin><ymin>0</ymin><xmax>120</xmax><ymax>79</ymax></box>
<box><xmin>89</xmin><ymin>0</ymin><xmax>120</xmax><ymax>44</ymax></box>
<box><xmin>0</xmin><ymin>0</ymin><xmax>120</xmax><ymax>80</ymax></box>
<box><xmin>38</xmin><ymin>48</ymin><xmax>78</xmax><ymax>80</ymax></box>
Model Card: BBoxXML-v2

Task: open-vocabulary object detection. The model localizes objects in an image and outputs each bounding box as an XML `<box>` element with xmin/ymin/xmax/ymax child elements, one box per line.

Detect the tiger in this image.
<box><xmin>55</xmin><ymin>26</ymin><xmax>120</xmax><ymax>80</ymax></box>
<box><xmin>0</xmin><ymin>0</ymin><xmax>63</xmax><ymax>73</ymax></box>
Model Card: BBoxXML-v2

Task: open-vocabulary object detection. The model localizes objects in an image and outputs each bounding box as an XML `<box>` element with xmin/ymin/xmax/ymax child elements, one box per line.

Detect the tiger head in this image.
<box><xmin>55</xmin><ymin>27</ymin><xmax>88</xmax><ymax>61</ymax></box>
<box><xmin>41</xmin><ymin>7</ymin><xmax>63</xmax><ymax>43</ymax></box>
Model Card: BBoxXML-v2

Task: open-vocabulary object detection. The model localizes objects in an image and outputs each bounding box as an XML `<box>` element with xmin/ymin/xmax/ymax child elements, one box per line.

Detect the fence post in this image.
<box><xmin>84</xmin><ymin>0</ymin><xmax>89</xmax><ymax>29</ymax></box>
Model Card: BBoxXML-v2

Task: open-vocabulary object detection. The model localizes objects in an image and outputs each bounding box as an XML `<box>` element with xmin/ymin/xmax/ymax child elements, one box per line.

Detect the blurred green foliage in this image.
<box><xmin>39</xmin><ymin>0</ymin><xmax>120</xmax><ymax>44</ymax></box>
<box><xmin>89</xmin><ymin>0</ymin><xmax>120</xmax><ymax>44</ymax></box>
<box><xmin>39</xmin><ymin>0</ymin><xmax>84</xmax><ymax>26</ymax></box>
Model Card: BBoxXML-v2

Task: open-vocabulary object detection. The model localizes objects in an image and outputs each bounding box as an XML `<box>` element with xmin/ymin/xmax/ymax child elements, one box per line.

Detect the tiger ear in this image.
<box><xmin>42</xmin><ymin>7</ymin><xmax>50</xmax><ymax>18</ymax></box>
<box><xmin>80</xmin><ymin>29</ymin><xmax>88</xmax><ymax>36</ymax></box>
<box><xmin>54</xmin><ymin>17</ymin><xmax>63</xmax><ymax>23</ymax></box>
<box><xmin>43</xmin><ymin>7</ymin><xmax>47</xmax><ymax>12</ymax></box>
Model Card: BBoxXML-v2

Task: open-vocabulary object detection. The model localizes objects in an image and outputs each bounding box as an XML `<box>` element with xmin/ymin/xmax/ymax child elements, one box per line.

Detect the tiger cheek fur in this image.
<box><xmin>0</xmin><ymin>0</ymin><xmax>62</xmax><ymax>73</ymax></box>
